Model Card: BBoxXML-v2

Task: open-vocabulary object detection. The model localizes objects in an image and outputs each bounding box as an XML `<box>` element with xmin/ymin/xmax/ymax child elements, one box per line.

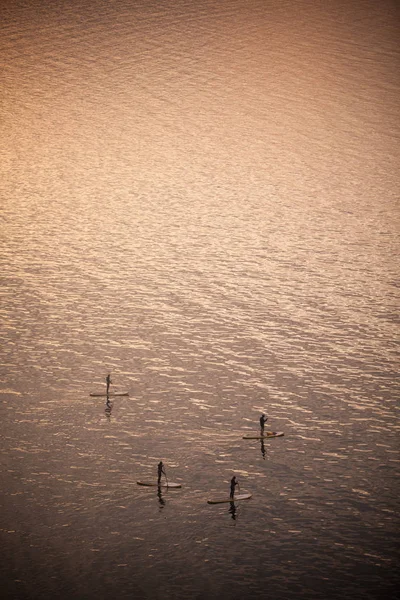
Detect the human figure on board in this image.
<box><xmin>157</xmin><ymin>461</ymin><xmax>166</xmax><ymax>485</ymax></box>
<box><xmin>106</xmin><ymin>374</ymin><xmax>112</xmax><ymax>396</ymax></box>
<box><xmin>230</xmin><ymin>475</ymin><xmax>239</xmax><ymax>500</ymax></box>
<box><xmin>260</xmin><ymin>413</ymin><xmax>268</xmax><ymax>433</ymax></box>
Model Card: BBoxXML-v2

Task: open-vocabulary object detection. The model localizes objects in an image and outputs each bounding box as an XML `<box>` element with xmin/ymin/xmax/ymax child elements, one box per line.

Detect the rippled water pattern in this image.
<box><xmin>1</xmin><ymin>1</ymin><xmax>399</xmax><ymax>599</ymax></box>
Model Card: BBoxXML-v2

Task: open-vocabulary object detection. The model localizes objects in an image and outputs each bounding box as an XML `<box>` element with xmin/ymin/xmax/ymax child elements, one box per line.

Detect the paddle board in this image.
<box><xmin>207</xmin><ymin>493</ymin><xmax>252</xmax><ymax>504</ymax></box>
<box><xmin>136</xmin><ymin>481</ymin><xmax>182</xmax><ymax>488</ymax></box>
<box><xmin>90</xmin><ymin>392</ymin><xmax>129</xmax><ymax>397</ymax></box>
<box><xmin>242</xmin><ymin>432</ymin><xmax>284</xmax><ymax>439</ymax></box>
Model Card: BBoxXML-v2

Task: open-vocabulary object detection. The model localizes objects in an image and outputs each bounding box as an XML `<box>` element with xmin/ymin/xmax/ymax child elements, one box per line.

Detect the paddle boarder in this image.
<box><xmin>106</xmin><ymin>374</ymin><xmax>112</xmax><ymax>396</ymax></box>
<box><xmin>157</xmin><ymin>461</ymin><xmax>166</xmax><ymax>486</ymax></box>
<box><xmin>230</xmin><ymin>475</ymin><xmax>239</xmax><ymax>500</ymax></box>
<box><xmin>260</xmin><ymin>413</ymin><xmax>268</xmax><ymax>433</ymax></box>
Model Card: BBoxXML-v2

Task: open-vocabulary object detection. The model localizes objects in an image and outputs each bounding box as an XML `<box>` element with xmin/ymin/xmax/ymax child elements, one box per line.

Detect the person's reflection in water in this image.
<box><xmin>157</xmin><ymin>486</ymin><xmax>166</xmax><ymax>509</ymax></box>
<box><xmin>105</xmin><ymin>398</ymin><xmax>112</xmax><ymax>420</ymax></box>
<box><xmin>229</xmin><ymin>501</ymin><xmax>237</xmax><ymax>521</ymax></box>
<box><xmin>260</xmin><ymin>438</ymin><xmax>266</xmax><ymax>459</ymax></box>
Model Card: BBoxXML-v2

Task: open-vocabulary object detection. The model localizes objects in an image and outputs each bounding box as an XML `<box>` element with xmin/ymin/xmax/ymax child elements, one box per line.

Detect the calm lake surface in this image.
<box><xmin>1</xmin><ymin>1</ymin><xmax>399</xmax><ymax>599</ymax></box>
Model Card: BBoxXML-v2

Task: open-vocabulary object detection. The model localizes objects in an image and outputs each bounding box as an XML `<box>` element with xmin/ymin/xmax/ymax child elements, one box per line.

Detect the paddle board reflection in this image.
<box><xmin>229</xmin><ymin>501</ymin><xmax>237</xmax><ymax>521</ymax></box>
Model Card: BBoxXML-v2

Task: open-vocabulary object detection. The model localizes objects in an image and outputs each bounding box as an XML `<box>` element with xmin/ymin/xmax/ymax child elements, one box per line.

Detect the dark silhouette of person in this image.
<box><xmin>157</xmin><ymin>461</ymin><xmax>166</xmax><ymax>485</ymax></box>
<box><xmin>260</xmin><ymin>413</ymin><xmax>268</xmax><ymax>433</ymax></box>
<box><xmin>106</xmin><ymin>374</ymin><xmax>112</xmax><ymax>396</ymax></box>
<box><xmin>230</xmin><ymin>475</ymin><xmax>239</xmax><ymax>499</ymax></box>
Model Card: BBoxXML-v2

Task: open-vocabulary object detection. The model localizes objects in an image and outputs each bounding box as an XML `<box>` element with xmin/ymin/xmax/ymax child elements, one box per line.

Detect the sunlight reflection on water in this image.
<box><xmin>1</xmin><ymin>0</ymin><xmax>399</xmax><ymax>599</ymax></box>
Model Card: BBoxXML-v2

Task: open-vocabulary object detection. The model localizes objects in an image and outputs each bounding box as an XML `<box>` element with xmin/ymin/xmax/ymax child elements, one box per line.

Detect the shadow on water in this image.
<box><xmin>260</xmin><ymin>439</ymin><xmax>266</xmax><ymax>460</ymax></box>
<box><xmin>157</xmin><ymin>486</ymin><xmax>166</xmax><ymax>509</ymax></box>
<box><xmin>105</xmin><ymin>397</ymin><xmax>113</xmax><ymax>420</ymax></box>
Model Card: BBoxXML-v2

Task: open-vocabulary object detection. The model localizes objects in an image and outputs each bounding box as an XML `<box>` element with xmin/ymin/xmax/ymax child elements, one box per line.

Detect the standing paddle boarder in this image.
<box><xmin>106</xmin><ymin>374</ymin><xmax>112</xmax><ymax>396</ymax></box>
<box><xmin>230</xmin><ymin>475</ymin><xmax>239</xmax><ymax>500</ymax></box>
<box><xmin>157</xmin><ymin>461</ymin><xmax>166</xmax><ymax>486</ymax></box>
<box><xmin>260</xmin><ymin>413</ymin><xmax>268</xmax><ymax>433</ymax></box>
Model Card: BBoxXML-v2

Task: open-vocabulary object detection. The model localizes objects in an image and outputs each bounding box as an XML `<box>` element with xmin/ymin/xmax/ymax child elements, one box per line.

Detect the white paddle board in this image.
<box><xmin>136</xmin><ymin>481</ymin><xmax>181</xmax><ymax>488</ymax></box>
<box><xmin>90</xmin><ymin>392</ymin><xmax>129</xmax><ymax>397</ymax></box>
<box><xmin>242</xmin><ymin>432</ymin><xmax>284</xmax><ymax>439</ymax></box>
<box><xmin>207</xmin><ymin>493</ymin><xmax>252</xmax><ymax>504</ymax></box>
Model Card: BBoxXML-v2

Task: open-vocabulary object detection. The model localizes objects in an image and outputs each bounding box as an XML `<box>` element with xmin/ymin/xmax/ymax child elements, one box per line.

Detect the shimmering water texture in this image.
<box><xmin>1</xmin><ymin>1</ymin><xmax>399</xmax><ymax>599</ymax></box>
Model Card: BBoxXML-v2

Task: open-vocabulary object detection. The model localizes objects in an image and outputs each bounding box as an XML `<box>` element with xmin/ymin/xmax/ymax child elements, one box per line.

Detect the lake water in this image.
<box><xmin>1</xmin><ymin>1</ymin><xmax>399</xmax><ymax>599</ymax></box>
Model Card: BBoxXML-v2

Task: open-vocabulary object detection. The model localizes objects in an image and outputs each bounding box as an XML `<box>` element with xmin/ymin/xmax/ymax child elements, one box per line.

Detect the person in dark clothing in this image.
<box><xmin>260</xmin><ymin>413</ymin><xmax>268</xmax><ymax>433</ymax></box>
<box><xmin>157</xmin><ymin>461</ymin><xmax>166</xmax><ymax>485</ymax></box>
<box><xmin>230</xmin><ymin>475</ymin><xmax>239</xmax><ymax>499</ymax></box>
<box><xmin>106</xmin><ymin>374</ymin><xmax>112</xmax><ymax>396</ymax></box>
